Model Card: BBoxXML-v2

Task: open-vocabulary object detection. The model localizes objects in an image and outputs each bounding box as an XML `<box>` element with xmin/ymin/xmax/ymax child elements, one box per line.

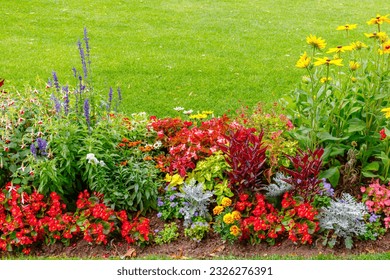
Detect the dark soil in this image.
<box><xmin>2</xmin><ymin>213</ymin><xmax>390</xmax><ymax>259</ymax></box>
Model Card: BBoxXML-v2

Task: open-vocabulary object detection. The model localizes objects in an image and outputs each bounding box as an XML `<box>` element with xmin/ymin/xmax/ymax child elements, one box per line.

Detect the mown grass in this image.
<box><xmin>1</xmin><ymin>0</ymin><xmax>388</xmax><ymax>117</ymax></box>
<box><xmin>2</xmin><ymin>251</ymin><xmax>390</xmax><ymax>260</ymax></box>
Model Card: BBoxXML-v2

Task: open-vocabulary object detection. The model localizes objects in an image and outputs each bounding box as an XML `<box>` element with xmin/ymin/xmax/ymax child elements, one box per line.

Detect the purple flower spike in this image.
<box><xmin>30</xmin><ymin>143</ymin><xmax>37</xmax><ymax>158</ymax></box>
<box><xmin>52</xmin><ymin>71</ymin><xmax>60</xmax><ymax>92</ymax></box>
<box><xmin>37</xmin><ymin>138</ymin><xmax>48</xmax><ymax>156</ymax></box>
<box><xmin>84</xmin><ymin>98</ymin><xmax>90</xmax><ymax>130</ymax></box>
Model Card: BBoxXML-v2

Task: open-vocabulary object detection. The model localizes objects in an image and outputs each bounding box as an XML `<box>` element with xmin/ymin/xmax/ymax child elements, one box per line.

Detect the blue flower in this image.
<box><xmin>156</xmin><ymin>212</ymin><xmax>162</xmax><ymax>218</ymax></box>
<box><xmin>369</xmin><ymin>214</ymin><xmax>379</xmax><ymax>223</ymax></box>
<box><xmin>169</xmin><ymin>194</ymin><xmax>176</xmax><ymax>201</ymax></box>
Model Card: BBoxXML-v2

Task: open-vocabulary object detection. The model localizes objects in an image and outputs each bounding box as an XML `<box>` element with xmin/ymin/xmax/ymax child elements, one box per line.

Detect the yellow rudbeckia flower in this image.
<box><xmin>327</xmin><ymin>45</ymin><xmax>353</xmax><ymax>54</ymax></box>
<box><xmin>364</xmin><ymin>32</ymin><xmax>388</xmax><ymax>43</ymax></box>
<box><xmin>379</xmin><ymin>41</ymin><xmax>390</xmax><ymax>55</ymax></box>
<box><xmin>336</xmin><ymin>24</ymin><xmax>357</xmax><ymax>31</ymax></box>
<box><xmin>306</xmin><ymin>34</ymin><xmax>327</xmax><ymax>50</ymax></box>
<box><xmin>350</xmin><ymin>41</ymin><xmax>368</xmax><ymax>50</ymax></box>
<box><xmin>295</xmin><ymin>51</ymin><xmax>311</xmax><ymax>68</ymax></box>
<box><xmin>367</xmin><ymin>14</ymin><xmax>390</xmax><ymax>25</ymax></box>
<box><xmin>314</xmin><ymin>57</ymin><xmax>343</xmax><ymax>67</ymax></box>
<box><xmin>232</xmin><ymin>211</ymin><xmax>241</xmax><ymax>221</ymax></box>
<box><xmin>349</xmin><ymin>61</ymin><xmax>361</xmax><ymax>71</ymax></box>
<box><xmin>381</xmin><ymin>108</ymin><xmax>390</xmax><ymax>118</ymax></box>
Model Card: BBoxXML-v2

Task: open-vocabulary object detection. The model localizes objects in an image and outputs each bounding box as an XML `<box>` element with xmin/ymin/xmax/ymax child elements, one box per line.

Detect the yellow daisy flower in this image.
<box><xmin>336</xmin><ymin>24</ymin><xmax>357</xmax><ymax>31</ymax></box>
<box><xmin>314</xmin><ymin>57</ymin><xmax>343</xmax><ymax>67</ymax></box>
<box><xmin>223</xmin><ymin>213</ymin><xmax>234</xmax><ymax>225</ymax></box>
<box><xmin>320</xmin><ymin>77</ymin><xmax>332</xmax><ymax>84</ymax></box>
<box><xmin>327</xmin><ymin>45</ymin><xmax>353</xmax><ymax>54</ymax></box>
<box><xmin>350</xmin><ymin>41</ymin><xmax>368</xmax><ymax>50</ymax></box>
<box><xmin>349</xmin><ymin>61</ymin><xmax>361</xmax><ymax>71</ymax></box>
<box><xmin>379</xmin><ymin>41</ymin><xmax>390</xmax><ymax>55</ymax></box>
<box><xmin>189</xmin><ymin>113</ymin><xmax>208</xmax><ymax>120</ymax></box>
<box><xmin>213</xmin><ymin>206</ymin><xmax>224</xmax><ymax>216</ymax></box>
<box><xmin>367</xmin><ymin>14</ymin><xmax>390</xmax><ymax>25</ymax></box>
<box><xmin>381</xmin><ymin>108</ymin><xmax>390</xmax><ymax>118</ymax></box>
<box><xmin>306</xmin><ymin>34</ymin><xmax>327</xmax><ymax>50</ymax></box>
<box><xmin>221</xmin><ymin>197</ymin><xmax>232</xmax><ymax>207</ymax></box>
<box><xmin>364</xmin><ymin>32</ymin><xmax>388</xmax><ymax>43</ymax></box>
<box><xmin>295</xmin><ymin>51</ymin><xmax>311</xmax><ymax>68</ymax></box>
<box><xmin>230</xmin><ymin>225</ymin><xmax>241</xmax><ymax>237</ymax></box>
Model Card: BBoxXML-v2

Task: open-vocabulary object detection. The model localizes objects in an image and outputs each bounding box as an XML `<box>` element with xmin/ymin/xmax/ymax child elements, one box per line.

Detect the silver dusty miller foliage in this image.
<box><xmin>176</xmin><ymin>179</ymin><xmax>214</xmax><ymax>227</ymax></box>
<box><xmin>319</xmin><ymin>193</ymin><xmax>368</xmax><ymax>248</ymax></box>
<box><xmin>263</xmin><ymin>172</ymin><xmax>293</xmax><ymax>197</ymax></box>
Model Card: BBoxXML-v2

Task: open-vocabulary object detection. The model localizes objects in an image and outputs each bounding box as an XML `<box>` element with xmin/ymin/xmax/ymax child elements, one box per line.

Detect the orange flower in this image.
<box><xmin>230</xmin><ymin>225</ymin><xmax>241</xmax><ymax>237</ymax></box>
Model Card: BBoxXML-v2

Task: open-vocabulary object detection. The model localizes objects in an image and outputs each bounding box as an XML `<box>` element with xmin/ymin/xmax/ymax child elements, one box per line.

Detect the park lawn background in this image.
<box><xmin>1</xmin><ymin>0</ymin><xmax>388</xmax><ymax>117</ymax></box>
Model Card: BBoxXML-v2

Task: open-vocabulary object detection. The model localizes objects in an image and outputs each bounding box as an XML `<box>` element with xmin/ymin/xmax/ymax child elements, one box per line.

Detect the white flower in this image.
<box><xmin>86</xmin><ymin>153</ymin><xmax>99</xmax><ymax>164</ymax></box>
<box><xmin>183</xmin><ymin>109</ymin><xmax>193</xmax><ymax>115</ymax></box>
<box><xmin>173</xmin><ymin>106</ymin><xmax>184</xmax><ymax>111</ymax></box>
<box><xmin>153</xmin><ymin>141</ymin><xmax>162</xmax><ymax>149</ymax></box>
<box><xmin>99</xmin><ymin>160</ymin><xmax>106</xmax><ymax>167</ymax></box>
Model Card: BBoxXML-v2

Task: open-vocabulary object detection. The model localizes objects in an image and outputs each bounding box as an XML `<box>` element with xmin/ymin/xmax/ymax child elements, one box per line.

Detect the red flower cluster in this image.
<box><xmin>150</xmin><ymin>116</ymin><xmax>230</xmax><ymax>176</ymax></box>
<box><xmin>232</xmin><ymin>191</ymin><xmax>319</xmax><ymax>245</ymax></box>
<box><xmin>0</xmin><ymin>183</ymin><xmax>151</xmax><ymax>254</ymax></box>
<box><xmin>279</xmin><ymin>192</ymin><xmax>319</xmax><ymax>244</ymax></box>
<box><xmin>239</xmin><ymin>193</ymin><xmax>283</xmax><ymax>245</ymax></box>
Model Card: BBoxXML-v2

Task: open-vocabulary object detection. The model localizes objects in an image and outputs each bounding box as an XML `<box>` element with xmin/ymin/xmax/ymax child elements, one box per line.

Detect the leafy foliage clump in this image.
<box><xmin>176</xmin><ymin>180</ymin><xmax>214</xmax><ymax>227</ymax></box>
<box><xmin>319</xmin><ymin>193</ymin><xmax>368</xmax><ymax>249</ymax></box>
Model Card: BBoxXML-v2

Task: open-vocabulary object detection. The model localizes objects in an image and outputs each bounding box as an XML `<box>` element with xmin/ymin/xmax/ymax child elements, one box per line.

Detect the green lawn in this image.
<box><xmin>1</xmin><ymin>0</ymin><xmax>388</xmax><ymax>117</ymax></box>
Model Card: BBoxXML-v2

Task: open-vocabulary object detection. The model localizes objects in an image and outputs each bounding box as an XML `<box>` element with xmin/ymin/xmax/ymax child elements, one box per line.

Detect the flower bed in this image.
<box><xmin>2</xmin><ymin>15</ymin><xmax>390</xmax><ymax>256</ymax></box>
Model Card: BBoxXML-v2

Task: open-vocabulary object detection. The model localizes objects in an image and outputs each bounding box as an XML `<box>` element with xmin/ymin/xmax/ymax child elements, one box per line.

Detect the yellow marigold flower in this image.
<box><xmin>314</xmin><ymin>57</ymin><xmax>343</xmax><ymax>67</ymax></box>
<box><xmin>350</xmin><ymin>41</ymin><xmax>368</xmax><ymax>50</ymax></box>
<box><xmin>306</xmin><ymin>34</ymin><xmax>327</xmax><ymax>50</ymax></box>
<box><xmin>320</xmin><ymin>77</ymin><xmax>332</xmax><ymax>83</ymax></box>
<box><xmin>381</xmin><ymin>108</ymin><xmax>390</xmax><ymax>118</ymax></box>
<box><xmin>223</xmin><ymin>213</ymin><xmax>234</xmax><ymax>224</ymax></box>
<box><xmin>336</xmin><ymin>24</ymin><xmax>357</xmax><ymax>31</ymax></box>
<box><xmin>365</xmin><ymin>32</ymin><xmax>388</xmax><ymax>43</ymax></box>
<box><xmin>379</xmin><ymin>41</ymin><xmax>390</xmax><ymax>54</ymax></box>
<box><xmin>295</xmin><ymin>51</ymin><xmax>311</xmax><ymax>68</ymax></box>
<box><xmin>232</xmin><ymin>211</ymin><xmax>241</xmax><ymax>221</ymax></box>
<box><xmin>221</xmin><ymin>197</ymin><xmax>232</xmax><ymax>207</ymax></box>
<box><xmin>367</xmin><ymin>14</ymin><xmax>390</xmax><ymax>25</ymax></box>
<box><xmin>349</xmin><ymin>61</ymin><xmax>361</xmax><ymax>71</ymax></box>
<box><xmin>213</xmin><ymin>206</ymin><xmax>224</xmax><ymax>216</ymax></box>
<box><xmin>230</xmin><ymin>225</ymin><xmax>241</xmax><ymax>237</ymax></box>
<box><xmin>327</xmin><ymin>45</ymin><xmax>353</xmax><ymax>54</ymax></box>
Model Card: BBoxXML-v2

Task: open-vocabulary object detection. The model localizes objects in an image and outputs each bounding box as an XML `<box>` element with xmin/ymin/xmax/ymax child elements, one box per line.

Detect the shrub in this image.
<box><xmin>319</xmin><ymin>193</ymin><xmax>368</xmax><ymax>249</ymax></box>
<box><xmin>282</xmin><ymin>148</ymin><xmax>324</xmax><ymax>202</ymax></box>
<box><xmin>361</xmin><ymin>180</ymin><xmax>390</xmax><ymax>229</ymax></box>
<box><xmin>176</xmin><ymin>179</ymin><xmax>214</xmax><ymax>227</ymax></box>
<box><xmin>283</xmin><ymin>16</ymin><xmax>390</xmax><ymax>185</ymax></box>
<box><xmin>154</xmin><ymin>222</ymin><xmax>179</xmax><ymax>245</ymax></box>
<box><xmin>219</xmin><ymin>126</ymin><xmax>267</xmax><ymax>194</ymax></box>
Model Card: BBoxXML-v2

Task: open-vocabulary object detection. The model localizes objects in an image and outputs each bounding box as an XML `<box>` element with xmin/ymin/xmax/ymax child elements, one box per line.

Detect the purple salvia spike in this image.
<box><xmin>52</xmin><ymin>71</ymin><xmax>60</xmax><ymax>92</ymax></box>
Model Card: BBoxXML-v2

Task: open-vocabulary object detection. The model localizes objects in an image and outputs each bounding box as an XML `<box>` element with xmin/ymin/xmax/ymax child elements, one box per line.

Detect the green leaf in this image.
<box><xmin>320</xmin><ymin>167</ymin><xmax>340</xmax><ymax>187</ymax></box>
<box><xmin>345</xmin><ymin>236</ymin><xmax>353</xmax><ymax>249</ymax></box>
<box><xmin>316</xmin><ymin>131</ymin><xmax>348</xmax><ymax>142</ymax></box>
<box><xmin>363</xmin><ymin>161</ymin><xmax>380</xmax><ymax>172</ymax></box>
<box><xmin>346</xmin><ymin>118</ymin><xmax>366</xmax><ymax>133</ymax></box>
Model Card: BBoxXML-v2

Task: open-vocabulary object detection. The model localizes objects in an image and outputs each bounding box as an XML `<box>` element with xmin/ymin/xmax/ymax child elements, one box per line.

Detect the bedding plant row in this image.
<box><xmin>2</xmin><ymin>15</ymin><xmax>390</xmax><ymax>255</ymax></box>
